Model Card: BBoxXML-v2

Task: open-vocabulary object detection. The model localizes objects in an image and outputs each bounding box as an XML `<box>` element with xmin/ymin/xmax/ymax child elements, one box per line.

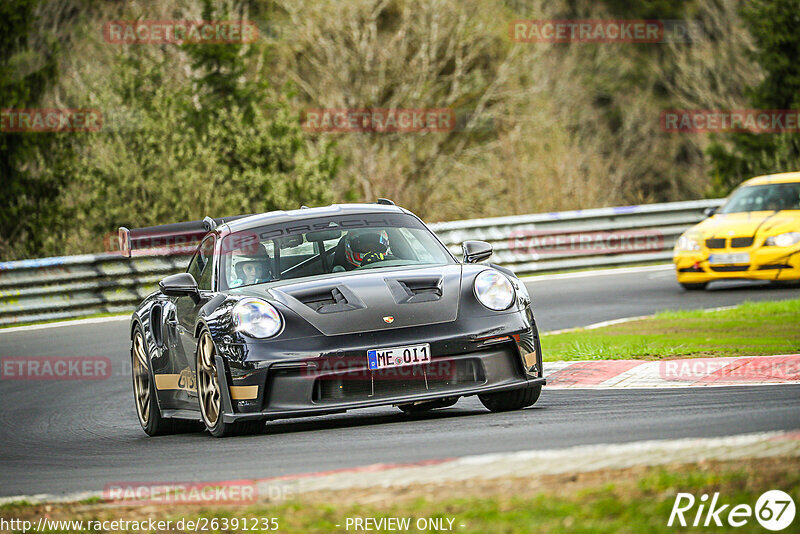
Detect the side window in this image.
<box><xmin>186</xmin><ymin>248</ymin><xmax>203</xmax><ymax>282</ymax></box>
<box><xmin>187</xmin><ymin>237</ymin><xmax>216</xmax><ymax>290</ymax></box>
<box><xmin>197</xmin><ymin>237</ymin><xmax>216</xmax><ymax>290</ymax></box>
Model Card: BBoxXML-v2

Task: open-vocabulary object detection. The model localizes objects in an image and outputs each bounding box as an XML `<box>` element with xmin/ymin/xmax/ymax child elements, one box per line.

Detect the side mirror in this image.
<box><xmin>159</xmin><ymin>273</ymin><xmax>199</xmax><ymax>298</ymax></box>
<box><xmin>462</xmin><ymin>240</ymin><xmax>493</xmax><ymax>263</ymax></box>
<box><xmin>703</xmin><ymin>206</ymin><xmax>718</xmax><ymax>217</ymax></box>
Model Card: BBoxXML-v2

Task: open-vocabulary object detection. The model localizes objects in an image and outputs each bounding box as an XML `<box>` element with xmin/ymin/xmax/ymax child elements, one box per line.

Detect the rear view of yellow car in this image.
<box><xmin>674</xmin><ymin>172</ymin><xmax>800</xmax><ymax>290</ymax></box>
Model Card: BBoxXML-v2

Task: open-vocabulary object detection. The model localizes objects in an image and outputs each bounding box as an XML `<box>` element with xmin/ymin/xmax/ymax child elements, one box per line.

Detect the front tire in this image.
<box><xmin>680</xmin><ymin>282</ymin><xmax>708</xmax><ymax>291</ymax></box>
<box><xmin>479</xmin><ymin>385</ymin><xmax>541</xmax><ymax>412</ymax></box>
<box><xmin>132</xmin><ymin>325</ymin><xmax>201</xmax><ymax>436</ymax></box>
<box><xmin>196</xmin><ymin>330</ymin><xmax>264</xmax><ymax>437</ymax></box>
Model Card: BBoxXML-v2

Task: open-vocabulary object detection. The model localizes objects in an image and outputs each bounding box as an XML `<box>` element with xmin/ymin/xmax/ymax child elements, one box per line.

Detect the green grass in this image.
<box><xmin>542</xmin><ymin>298</ymin><xmax>800</xmax><ymax>361</ymax></box>
<box><xmin>0</xmin><ymin>500</ymin><xmax>33</xmax><ymax>512</ymax></box>
<box><xmin>134</xmin><ymin>459</ymin><xmax>800</xmax><ymax>533</ymax></box>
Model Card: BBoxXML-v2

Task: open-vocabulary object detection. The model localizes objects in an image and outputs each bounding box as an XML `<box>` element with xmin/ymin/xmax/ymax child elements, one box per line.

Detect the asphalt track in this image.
<box><xmin>1</xmin><ymin>265</ymin><xmax>798</xmax><ymax>498</ymax></box>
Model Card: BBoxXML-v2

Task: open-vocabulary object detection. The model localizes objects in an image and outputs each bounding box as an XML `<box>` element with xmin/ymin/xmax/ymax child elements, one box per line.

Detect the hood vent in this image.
<box><xmin>289</xmin><ymin>285</ymin><xmax>364</xmax><ymax>314</ymax></box>
<box><xmin>386</xmin><ymin>276</ymin><xmax>443</xmax><ymax>304</ymax></box>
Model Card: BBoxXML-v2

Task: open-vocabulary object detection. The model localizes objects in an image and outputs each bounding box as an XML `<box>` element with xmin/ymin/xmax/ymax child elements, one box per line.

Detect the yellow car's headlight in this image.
<box><xmin>676</xmin><ymin>234</ymin><xmax>702</xmax><ymax>251</ymax></box>
<box><xmin>764</xmin><ymin>232</ymin><xmax>800</xmax><ymax>247</ymax></box>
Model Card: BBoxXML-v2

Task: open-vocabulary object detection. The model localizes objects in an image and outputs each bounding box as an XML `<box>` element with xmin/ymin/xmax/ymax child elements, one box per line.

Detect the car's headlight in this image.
<box><xmin>676</xmin><ymin>234</ymin><xmax>702</xmax><ymax>251</ymax></box>
<box><xmin>232</xmin><ymin>298</ymin><xmax>283</xmax><ymax>338</ymax></box>
<box><xmin>474</xmin><ymin>270</ymin><xmax>515</xmax><ymax>311</ymax></box>
<box><xmin>764</xmin><ymin>232</ymin><xmax>800</xmax><ymax>247</ymax></box>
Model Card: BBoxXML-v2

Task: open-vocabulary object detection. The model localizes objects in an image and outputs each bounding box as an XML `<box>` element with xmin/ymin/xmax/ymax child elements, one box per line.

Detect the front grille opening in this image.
<box><xmin>758</xmin><ymin>264</ymin><xmax>791</xmax><ymax>270</ymax></box>
<box><xmin>312</xmin><ymin>358</ymin><xmax>486</xmax><ymax>402</ymax></box>
<box><xmin>705</xmin><ymin>238</ymin><xmax>726</xmax><ymax>249</ymax></box>
<box><xmin>730</xmin><ymin>237</ymin><xmax>754</xmax><ymax>248</ymax></box>
<box><xmin>710</xmin><ymin>265</ymin><xmax>750</xmax><ymax>272</ymax></box>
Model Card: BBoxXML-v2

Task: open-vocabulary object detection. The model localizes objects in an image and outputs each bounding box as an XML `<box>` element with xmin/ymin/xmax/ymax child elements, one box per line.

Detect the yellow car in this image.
<box><xmin>674</xmin><ymin>171</ymin><xmax>800</xmax><ymax>290</ymax></box>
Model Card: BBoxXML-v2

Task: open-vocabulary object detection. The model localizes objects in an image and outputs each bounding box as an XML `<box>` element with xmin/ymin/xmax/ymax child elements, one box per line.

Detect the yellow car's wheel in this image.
<box><xmin>680</xmin><ymin>282</ymin><xmax>708</xmax><ymax>291</ymax></box>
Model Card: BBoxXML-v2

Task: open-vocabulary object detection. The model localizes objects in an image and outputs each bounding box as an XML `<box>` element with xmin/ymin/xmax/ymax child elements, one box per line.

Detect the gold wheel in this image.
<box><xmin>132</xmin><ymin>331</ymin><xmax>151</xmax><ymax>425</ymax></box>
<box><xmin>197</xmin><ymin>332</ymin><xmax>221</xmax><ymax>428</ymax></box>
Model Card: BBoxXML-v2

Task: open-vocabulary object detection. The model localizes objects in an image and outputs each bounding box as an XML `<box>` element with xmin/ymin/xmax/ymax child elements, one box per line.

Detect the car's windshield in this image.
<box><xmin>719</xmin><ymin>182</ymin><xmax>800</xmax><ymax>214</ymax></box>
<box><xmin>219</xmin><ymin>213</ymin><xmax>454</xmax><ymax>289</ymax></box>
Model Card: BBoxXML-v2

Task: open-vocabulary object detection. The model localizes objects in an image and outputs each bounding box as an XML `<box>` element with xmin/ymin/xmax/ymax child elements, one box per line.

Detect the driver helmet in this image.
<box><xmin>231</xmin><ymin>258</ymin><xmax>269</xmax><ymax>287</ymax></box>
<box><xmin>344</xmin><ymin>230</ymin><xmax>389</xmax><ymax>267</ymax></box>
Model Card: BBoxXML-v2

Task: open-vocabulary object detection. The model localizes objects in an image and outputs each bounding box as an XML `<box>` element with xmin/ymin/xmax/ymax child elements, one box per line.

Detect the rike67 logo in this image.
<box><xmin>668</xmin><ymin>490</ymin><xmax>796</xmax><ymax>531</ymax></box>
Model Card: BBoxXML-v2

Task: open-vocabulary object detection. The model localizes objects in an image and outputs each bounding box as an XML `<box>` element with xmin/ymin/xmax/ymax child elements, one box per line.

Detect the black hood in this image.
<box><xmin>257</xmin><ymin>265</ymin><xmax>463</xmax><ymax>336</ymax></box>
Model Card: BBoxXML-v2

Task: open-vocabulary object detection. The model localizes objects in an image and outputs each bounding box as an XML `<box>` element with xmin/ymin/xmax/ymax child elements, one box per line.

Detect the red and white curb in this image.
<box><xmin>544</xmin><ymin>354</ymin><xmax>800</xmax><ymax>389</ymax></box>
<box><xmin>5</xmin><ymin>431</ymin><xmax>797</xmax><ymax>505</ymax></box>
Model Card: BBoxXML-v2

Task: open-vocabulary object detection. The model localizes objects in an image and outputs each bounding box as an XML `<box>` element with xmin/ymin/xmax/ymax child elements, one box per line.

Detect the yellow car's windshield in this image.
<box><xmin>719</xmin><ymin>182</ymin><xmax>800</xmax><ymax>214</ymax></box>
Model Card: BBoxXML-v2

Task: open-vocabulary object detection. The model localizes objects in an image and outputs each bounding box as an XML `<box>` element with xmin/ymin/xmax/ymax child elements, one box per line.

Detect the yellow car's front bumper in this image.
<box><xmin>674</xmin><ymin>244</ymin><xmax>800</xmax><ymax>284</ymax></box>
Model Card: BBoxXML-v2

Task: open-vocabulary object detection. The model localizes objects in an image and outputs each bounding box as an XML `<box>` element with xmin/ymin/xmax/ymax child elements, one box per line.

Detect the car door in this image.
<box><xmin>173</xmin><ymin>236</ymin><xmax>216</xmax><ymax>408</ymax></box>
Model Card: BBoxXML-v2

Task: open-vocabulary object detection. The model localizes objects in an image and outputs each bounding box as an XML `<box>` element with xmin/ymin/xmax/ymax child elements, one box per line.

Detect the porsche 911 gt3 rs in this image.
<box><xmin>120</xmin><ymin>201</ymin><xmax>546</xmax><ymax>437</ymax></box>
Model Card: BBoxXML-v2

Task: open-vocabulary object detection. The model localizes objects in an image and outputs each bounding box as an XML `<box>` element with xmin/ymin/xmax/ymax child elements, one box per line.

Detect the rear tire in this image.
<box><xmin>398</xmin><ymin>397</ymin><xmax>458</xmax><ymax>415</ymax></box>
<box><xmin>196</xmin><ymin>330</ymin><xmax>264</xmax><ymax>437</ymax></box>
<box><xmin>680</xmin><ymin>282</ymin><xmax>708</xmax><ymax>291</ymax></box>
<box><xmin>770</xmin><ymin>280</ymin><xmax>800</xmax><ymax>288</ymax></box>
<box><xmin>479</xmin><ymin>385</ymin><xmax>541</xmax><ymax>413</ymax></box>
<box><xmin>132</xmin><ymin>324</ymin><xmax>202</xmax><ymax>436</ymax></box>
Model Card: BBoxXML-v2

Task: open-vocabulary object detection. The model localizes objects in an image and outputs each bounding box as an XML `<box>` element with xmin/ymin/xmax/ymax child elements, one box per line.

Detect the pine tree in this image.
<box><xmin>707</xmin><ymin>0</ymin><xmax>800</xmax><ymax>193</ymax></box>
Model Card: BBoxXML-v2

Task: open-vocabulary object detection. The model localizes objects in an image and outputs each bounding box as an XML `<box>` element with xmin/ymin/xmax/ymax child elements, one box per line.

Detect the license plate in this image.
<box><xmin>367</xmin><ymin>343</ymin><xmax>431</xmax><ymax>371</ymax></box>
<box><xmin>709</xmin><ymin>253</ymin><xmax>750</xmax><ymax>265</ymax></box>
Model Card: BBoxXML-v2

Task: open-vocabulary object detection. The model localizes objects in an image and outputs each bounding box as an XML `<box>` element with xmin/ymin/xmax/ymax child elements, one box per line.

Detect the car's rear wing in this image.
<box><xmin>117</xmin><ymin>215</ymin><xmax>252</xmax><ymax>258</ymax></box>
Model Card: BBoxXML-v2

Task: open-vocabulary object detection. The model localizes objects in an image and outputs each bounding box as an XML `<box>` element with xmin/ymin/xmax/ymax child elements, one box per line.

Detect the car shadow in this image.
<box><xmin>261</xmin><ymin>407</ymin><xmax>486</xmax><ymax>436</ymax></box>
<box><xmin>705</xmin><ymin>280</ymin><xmax>799</xmax><ymax>291</ymax></box>
<box><xmin>169</xmin><ymin>401</ymin><xmax>546</xmax><ymax>439</ymax></box>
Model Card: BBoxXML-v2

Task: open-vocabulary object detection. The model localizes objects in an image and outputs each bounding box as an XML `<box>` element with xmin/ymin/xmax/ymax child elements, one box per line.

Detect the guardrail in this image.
<box><xmin>0</xmin><ymin>198</ymin><xmax>723</xmax><ymax>326</ymax></box>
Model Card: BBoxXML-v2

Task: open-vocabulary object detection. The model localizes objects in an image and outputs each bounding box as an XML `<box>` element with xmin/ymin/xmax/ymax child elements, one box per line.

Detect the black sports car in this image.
<box><xmin>120</xmin><ymin>201</ymin><xmax>546</xmax><ymax>437</ymax></box>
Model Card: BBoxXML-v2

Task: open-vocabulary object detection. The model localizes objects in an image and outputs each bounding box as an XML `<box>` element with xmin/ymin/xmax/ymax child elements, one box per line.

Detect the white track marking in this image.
<box><xmin>543</xmin><ymin>305</ymin><xmax>743</xmax><ymax>335</ymax></box>
<box><xmin>522</xmin><ymin>263</ymin><xmax>673</xmax><ymax>282</ymax></box>
<box><xmin>0</xmin><ymin>315</ymin><xmax>129</xmax><ymax>334</ymax></box>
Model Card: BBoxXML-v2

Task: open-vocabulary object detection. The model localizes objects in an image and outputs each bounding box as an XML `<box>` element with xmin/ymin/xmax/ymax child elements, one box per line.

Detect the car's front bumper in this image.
<box><xmin>674</xmin><ymin>245</ymin><xmax>800</xmax><ymax>283</ymax></box>
<box><xmin>223</xmin><ymin>373</ymin><xmax>545</xmax><ymax>423</ymax></box>
<box><xmin>215</xmin><ymin>314</ymin><xmax>545</xmax><ymax>423</ymax></box>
